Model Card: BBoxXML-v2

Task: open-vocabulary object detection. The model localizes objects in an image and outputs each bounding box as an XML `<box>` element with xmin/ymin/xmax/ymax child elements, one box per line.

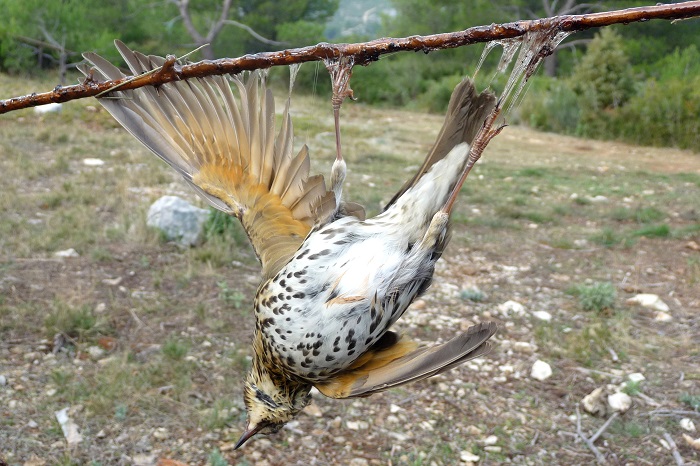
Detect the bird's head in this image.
<box><xmin>235</xmin><ymin>368</ymin><xmax>311</xmax><ymax>449</ymax></box>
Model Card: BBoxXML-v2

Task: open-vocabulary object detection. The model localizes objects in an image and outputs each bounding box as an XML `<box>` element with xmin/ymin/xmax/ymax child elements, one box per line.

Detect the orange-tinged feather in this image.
<box><xmin>315</xmin><ymin>337</ymin><xmax>419</xmax><ymax>398</ymax></box>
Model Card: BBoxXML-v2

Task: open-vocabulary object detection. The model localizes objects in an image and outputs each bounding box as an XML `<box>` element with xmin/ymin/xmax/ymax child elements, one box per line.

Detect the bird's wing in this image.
<box><xmin>79</xmin><ymin>41</ymin><xmax>336</xmax><ymax>280</ymax></box>
<box><xmin>383</xmin><ymin>78</ymin><xmax>496</xmax><ymax>210</ymax></box>
<box><xmin>315</xmin><ymin>322</ymin><xmax>497</xmax><ymax>398</ymax></box>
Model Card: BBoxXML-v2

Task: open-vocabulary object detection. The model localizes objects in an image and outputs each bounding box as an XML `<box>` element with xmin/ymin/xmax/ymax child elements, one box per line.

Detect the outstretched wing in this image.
<box><xmin>383</xmin><ymin>77</ymin><xmax>496</xmax><ymax>210</ymax></box>
<box><xmin>315</xmin><ymin>322</ymin><xmax>497</xmax><ymax>398</ymax></box>
<box><xmin>80</xmin><ymin>41</ymin><xmax>335</xmax><ymax>280</ymax></box>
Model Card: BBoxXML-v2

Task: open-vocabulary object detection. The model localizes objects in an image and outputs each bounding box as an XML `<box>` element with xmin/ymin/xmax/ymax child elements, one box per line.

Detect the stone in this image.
<box><xmin>482</xmin><ymin>435</ymin><xmax>498</xmax><ymax>445</ymax></box>
<box><xmin>607</xmin><ymin>392</ymin><xmax>632</xmax><ymax>413</ymax></box>
<box><xmin>628</xmin><ymin>373</ymin><xmax>645</xmax><ymax>383</ymax></box>
<box><xmin>680</xmin><ymin>418</ymin><xmax>696</xmax><ymax>432</ymax></box>
<box><xmin>530</xmin><ymin>360</ymin><xmax>552</xmax><ymax>381</ymax></box>
<box><xmin>498</xmin><ymin>300</ymin><xmax>525</xmax><ymax>316</ymax></box>
<box><xmin>532</xmin><ymin>310</ymin><xmax>552</xmax><ymax>321</ymax></box>
<box><xmin>654</xmin><ymin>311</ymin><xmax>672</xmax><ymax>322</ymax></box>
<box><xmin>626</xmin><ymin>294</ymin><xmax>670</xmax><ymax>312</ymax></box>
<box><xmin>460</xmin><ymin>451</ymin><xmax>480</xmax><ymax>462</ymax></box>
<box><xmin>152</xmin><ymin>427</ymin><xmax>170</xmax><ymax>440</ymax></box>
<box><xmin>348</xmin><ymin>459</ymin><xmax>369</xmax><ymax>466</ymax></box>
<box><xmin>86</xmin><ymin>346</ymin><xmax>105</xmax><ymax>359</ymax></box>
<box><xmin>55</xmin><ymin>407</ymin><xmax>82</xmax><ymax>446</ymax></box>
<box><xmin>82</xmin><ymin>158</ymin><xmax>105</xmax><ymax>166</ymax></box>
<box><xmin>0</xmin><ymin>374</ymin><xmax>6</xmax><ymax>386</ymax></box>
<box><xmin>146</xmin><ymin>196</ymin><xmax>209</xmax><ymax>246</ymax></box>
<box><xmin>34</xmin><ymin>102</ymin><xmax>62</xmax><ymax>114</ymax></box>
<box><xmin>582</xmin><ymin>387</ymin><xmax>607</xmax><ymax>416</ymax></box>
<box><xmin>683</xmin><ymin>434</ymin><xmax>700</xmax><ymax>451</ymax></box>
<box><xmin>54</xmin><ymin>248</ymin><xmax>79</xmax><ymax>258</ymax></box>
<box><xmin>512</xmin><ymin>342</ymin><xmax>536</xmax><ymax>354</ymax></box>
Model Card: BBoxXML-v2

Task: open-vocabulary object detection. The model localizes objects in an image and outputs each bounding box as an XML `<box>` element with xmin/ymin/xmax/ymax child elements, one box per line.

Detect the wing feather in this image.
<box><xmin>316</xmin><ymin>322</ymin><xmax>497</xmax><ymax>398</ymax></box>
<box><xmin>81</xmin><ymin>41</ymin><xmax>337</xmax><ymax>279</ymax></box>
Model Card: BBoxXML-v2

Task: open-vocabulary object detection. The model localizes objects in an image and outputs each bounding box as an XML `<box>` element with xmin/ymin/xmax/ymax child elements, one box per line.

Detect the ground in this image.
<box><xmin>1</xmin><ymin>73</ymin><xmax>699</xmax><ymax>466</ymax></box>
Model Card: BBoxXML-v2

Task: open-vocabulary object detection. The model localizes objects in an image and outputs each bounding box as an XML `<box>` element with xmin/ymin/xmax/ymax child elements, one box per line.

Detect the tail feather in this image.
<box><xmin>384</xmin><ymin>78</ymin><xmax>496</xmax><ymax>210</ymax></box>
<box><xmin>315</xmin><ymin>322</ymin><xmax>497</xmax><ymax>398</ymax></box>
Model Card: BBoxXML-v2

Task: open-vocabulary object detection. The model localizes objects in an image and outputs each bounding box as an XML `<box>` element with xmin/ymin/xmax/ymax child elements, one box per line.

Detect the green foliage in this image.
<box><xmin>208</xmin><ymin>449</ymin><xmax>230</xmax><ymax>466</ymax></box>
<box><xmin>680</xmin><ymin>393</ymin><xmax>700</xmax><ymax>411</ymax></box>
<box><xmin>44</xmin><ymin>302</ymin><xmax>100</xmax><ymax>341</ymax></box>
<box><xmin>571</xmin><ymin>29</ymin><xmax>634</xmax><ymax>110</ymax></box>
<box><xmin>621</xmin><ymin>380</ymin><xmax>641</xmax><ymax>396</ymax></box>
<box><xmin>217</xmin><ymin>282</ymin><xmax>246</xmax><ymax>309</ymax></box>
<box><xmin>162</xmin><ymin>337</ymin><xmax>190</xmax><ymax>361</ymax></box>
<box><xmin>569</xmin><ymin>282</ymin><xmax>616</xmax><ymax>313</ymax></box>
<box><xmin>460</xmin><ymin>288</ymin><xmax>485</xmax><ymax>302</ymax></box>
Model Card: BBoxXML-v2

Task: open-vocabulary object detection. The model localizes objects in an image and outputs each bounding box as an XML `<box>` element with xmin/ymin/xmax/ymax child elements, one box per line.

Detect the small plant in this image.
<box><xmin>680</xmin><ymin>393</ymin><xmax>700</xmax><ymax>411</ymax></box>
<box><xmin>44</xmin><ymin>302</ymin><xmax>98</xmax><ymax>341</ymax></box>
<box><xmin>208</xmin><ymin>449</ymin><xmax>230</xmax><ymax>466</ymax></box>
<box><xmin>571</xmin><ymin>282</ymin><xmax>616</xmax><ymax>313</ymax></box>
<box><xmin>621</xmin><ymin>380</ymin><xmax>641</xmax><ymax>396</ymax></box>
<box><xmin>218</xmin><ymin>282</ymin><xmax>246</xmax><ymax>308</ymax></box>
<box><xmin>114</xmin><ymin>403</ymin><xmax>128</xmax><ymax>421</ymax></box>
<box><xmin>460</xmin><ymin>288</ymin><xmax>485</xmax><ymax>302</ymax></box>
<box><xmin>162</xmin><ymin>337</ymin><xmax>189</xmax><ymax>361</ymax></box>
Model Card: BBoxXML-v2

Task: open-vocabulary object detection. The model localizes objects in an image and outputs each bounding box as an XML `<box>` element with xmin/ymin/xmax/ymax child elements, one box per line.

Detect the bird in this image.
<box><xmin>80</xmin><ymin>41</ymin><xmax>499</xmax><ymax>449</ymax></box>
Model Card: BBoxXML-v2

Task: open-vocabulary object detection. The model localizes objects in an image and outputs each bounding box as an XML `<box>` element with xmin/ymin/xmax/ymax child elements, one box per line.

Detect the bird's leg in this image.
<box><xmin>418</xmin><ymin>211</ymin><xmax>449</xmax><ymax>251</ymax></box>
<box><xmin>325</xmin><ymin>56</ymin><xmax>356</xmax><ymax>206</ymax></box>
<box><xmin>441</xmin><ymin>102</ymin><xmax>506</xmax><ymax>215</ymax></box>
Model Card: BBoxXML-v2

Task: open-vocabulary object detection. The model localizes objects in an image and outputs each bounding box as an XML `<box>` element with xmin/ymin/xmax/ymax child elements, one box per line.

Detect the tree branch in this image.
<box><xmin>222</xmin><ymin>19</ymin><xmax>289</xmax><ymax>46</ymax></box>
<box><xmin>1</xmin><ymin>1</ymin><xmax>700</xmax><ymax>114</ymax></box>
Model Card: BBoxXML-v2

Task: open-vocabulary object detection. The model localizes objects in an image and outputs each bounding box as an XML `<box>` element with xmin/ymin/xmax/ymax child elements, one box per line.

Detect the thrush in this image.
<box><xmin>80</xmin><ymin>41</ymin><xmax>499</xmax><ymax>449</ymax></box>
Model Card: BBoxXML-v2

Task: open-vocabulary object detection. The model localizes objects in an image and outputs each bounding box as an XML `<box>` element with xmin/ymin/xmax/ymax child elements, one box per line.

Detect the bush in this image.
<box><xmin>570</xmin><ymin>282</ymin><xmax>616</xmax><ymax>313</ymax></box>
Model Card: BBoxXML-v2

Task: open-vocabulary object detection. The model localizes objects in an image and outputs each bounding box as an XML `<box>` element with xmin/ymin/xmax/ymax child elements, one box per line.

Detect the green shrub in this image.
<box><xmin>570</xmin><ymin>282</ymin><xmax>616</xmax><ymax>313</ymax></box>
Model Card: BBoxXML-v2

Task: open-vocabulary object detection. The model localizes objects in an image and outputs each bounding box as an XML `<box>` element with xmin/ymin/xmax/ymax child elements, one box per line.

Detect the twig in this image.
<box><xmin>589</xmin><ymin>412</ymin><xmax>619</xmax><ymax>443</ymax></box>
<box><xmin>635</xmin><ymin>392</ymin><xmax>660</xmax><ymax>407</ymax></box>
<box><xmin>662</xmin><ymin>432</ymin><xmax>685</xmax><ymax>466</ymax></box>
<box><xmin>2</xmin><ymin>2</ymin><xmax>700</xmax><ymax>113</ymax></box>
<box><xmin>573</xmin><ymin>366</ymin><xmax>619</xmax><ymax>378</ymax></box>
<box><xmin>647</xmin><ymin>409</ymin><xmax>700</xmax><ymax>417</ymax></box>
<box><xmin>576</xmin><ymin>406</ymin><xmax>607</xmax><ymax>464</ymax></box>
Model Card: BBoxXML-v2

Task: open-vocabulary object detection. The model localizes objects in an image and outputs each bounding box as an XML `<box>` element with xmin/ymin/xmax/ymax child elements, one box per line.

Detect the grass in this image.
<box><xmin>568</xmin><ymin>282</ymin><xmax>616</xmax><ymax>313</ymax></box>
<box><xmin>2</xmin><ymin>72</ymin><xmax>699</xmax><ymax>465</ymax></box>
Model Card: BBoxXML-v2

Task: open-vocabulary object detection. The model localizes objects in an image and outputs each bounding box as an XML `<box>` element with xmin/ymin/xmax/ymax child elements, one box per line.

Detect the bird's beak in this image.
<box><xmin>234</xmin><ymin>423</ymin><xmax>263</xmax><ymax>450</ymax></box>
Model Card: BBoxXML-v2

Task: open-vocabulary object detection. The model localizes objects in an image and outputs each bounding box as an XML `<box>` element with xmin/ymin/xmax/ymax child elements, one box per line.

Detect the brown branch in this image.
<box><xmin>1</xmin><ymin>1</ymin><xmax>699</xmax><ymax>114</ymax></box>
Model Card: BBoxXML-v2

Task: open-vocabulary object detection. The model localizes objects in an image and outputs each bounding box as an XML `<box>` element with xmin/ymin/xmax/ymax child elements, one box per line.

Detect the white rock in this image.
<box><xmin>680</xmin><ymin>418</ymin><xmax>696</xmax><ymax>432</ymax></box>
<box><xmin>582</xmin><ymin>387</ymin><xmax>607</xmax><ymax>415</ymax></box>
<box><xmin>147</xmin><ymin>195</ymin><xmax>209</xmax><ymax>246</ymax></box>
<box><xmin>27</xmin><ymin>420</ymin><xmax>39</xmax><ymax>428</ymax></box>
<box><xmin>82</xmin><ymin>158</ymin><xmax>105</xmax><ymax>166</ymax></box>
<box><xmin>684</xmin><ymin>434</ymin><xmax>700</xmax><ymax>451</ymax></box>
<box><xmin>628</xmin><ymin>373</ymin><xmax>645</xmax><ymax>383</ymax></box>
<box><xmin>512</xmin><ymin>342</ymin><xmax>535</xmax><ymax>354</ymax></box>
<box><xmin>626</xmin><ymin>294</ymin><xmax>670</xmax><ymax>312</ymax></box>
<box><xmin>482</xmin><ymin>435</ymin><xmax>498</xmax><ymax>445</ymax></box>
<box><xmin>54</xmin><ymin>248</ymin><xmax>79</xmax><ymax>258</ymax></box>
<box><xmin>55</xmin><ymin>407</ymin><xmax>82</xmax><ymax>446</ymax></box>
<box><xmin>0</xmin><ymin>375</ymin><xmax>6</xmax><ymax>386</ymax></box>
<box><xmin>498</xmin><ymin>300</ymin><xmax>525</xmax><ymax>316</ymax></box>
<box><xmin>349</xmin><ymin>459</ymin><xmax>369</xmax><ymax>466</ymax></box>
<box><xmin>132</xmin><ymin>454</ymin><xmax>157</xmax><ymax>466</ymax></box>
<box><xmin>655</xmin><ymin>311</ymin><xmax>672</xmax><ymax>322</ymax></box>
<box><xmin>532</xmin><ymin>310</ymin><xmax>552</xmax><ymax>321</ymax></box>
<box><xmin>607</xmin><ymin>392</ymin><xmax>632</xmax><ymax>413</ymax></box>
<box><xmin>390</xmin><ymin>404</ymin><xmax>402</xmax><ymax>413</ymax></box>
<box><xmin>460</xmin><ymin>451</ymin><xmax>480</xmax><ymax>462</ymax></box>
<box><xmin>34</xmin><ymin>102</ymin><xmax>62</xmax><ymax>114</ymax></box>
<box><xmin>530</xmin><ymin>360</ymin><xmax>552</xmax><ymax>381</ymax></box>
<box><xmin>152</xmin><ymin>427</ymin><xmax>169</xmax><ymax>440</ymax></box>
<box><xmin>589</xmin><ymin>195</ymin><xmax>609</xmax><ymax>203</ymax></box>
<box><xmin>46</xmin><ymin>388</ymin><xmax>57</xmax><ymax>397</ymax></box>
<box><xmin>86</xmin><ymin>346</ymin><xmax>105</xmax><ymax>359</ymax></box>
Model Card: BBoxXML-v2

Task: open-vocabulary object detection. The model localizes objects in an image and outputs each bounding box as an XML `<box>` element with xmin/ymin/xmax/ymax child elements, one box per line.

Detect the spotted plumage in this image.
<box><xmin>81</xmin><ymin>41</ymin><xmax>499</xmax><ymax>449</ymax></box>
